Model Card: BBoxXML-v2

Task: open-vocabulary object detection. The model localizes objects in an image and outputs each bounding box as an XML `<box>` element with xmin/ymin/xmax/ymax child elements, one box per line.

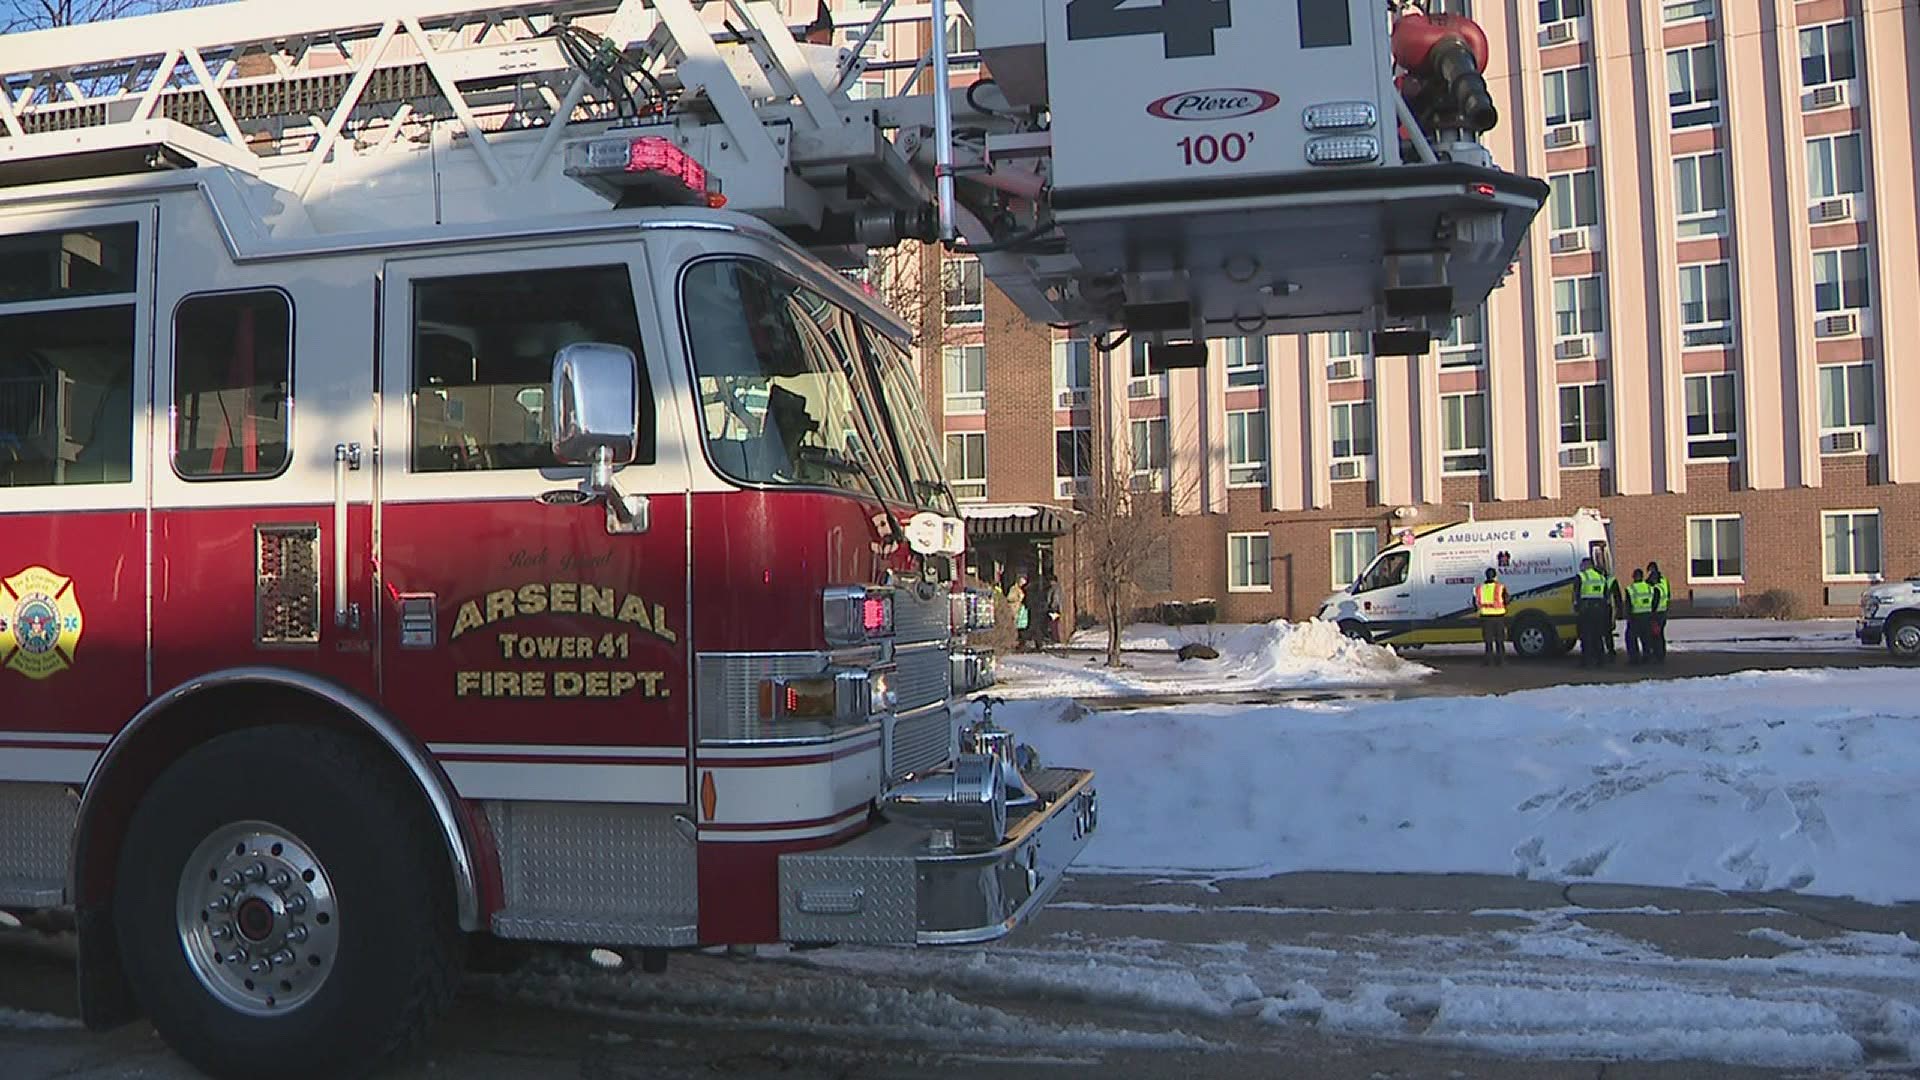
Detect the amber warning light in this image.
<box><xmin>567</xmin><ymin>135</ymin><xmax>728</xmax><ymax>208</ymax></box>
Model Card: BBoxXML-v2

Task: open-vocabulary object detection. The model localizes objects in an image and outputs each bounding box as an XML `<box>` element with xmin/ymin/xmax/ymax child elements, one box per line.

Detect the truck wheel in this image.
<box><xmin>1889</xmin><ymin>617</ymin><xmax>1920</xmax><ymax>660</ymax></box>
<box><xmin>1511</xmin><ymin>615</ymin><xmax>1557</xmax><ymax>659</ymax></box>
<box><xmin>114</xmin><ymin>725</ymin><xmax>460</xmax><ymax>1080</ymax></box>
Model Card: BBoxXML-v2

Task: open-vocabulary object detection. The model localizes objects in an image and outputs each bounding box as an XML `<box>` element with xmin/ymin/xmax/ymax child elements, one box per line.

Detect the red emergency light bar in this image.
<box><xmin>565</xmin><ymin>135</ymin><xmax>727</xmax><ymax>208</ymax></box>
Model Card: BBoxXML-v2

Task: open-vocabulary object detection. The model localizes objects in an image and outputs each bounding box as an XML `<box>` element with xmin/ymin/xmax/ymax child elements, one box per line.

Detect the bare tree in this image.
<box><xmin>1074</xmin><ymin>355</ymin><xmax>1200</xmax><ymax>667</ymax></box>
<box><xmin>1</xmin><ymin>0</ymin><xmax>216</xmax><ymax>32</ymax></box>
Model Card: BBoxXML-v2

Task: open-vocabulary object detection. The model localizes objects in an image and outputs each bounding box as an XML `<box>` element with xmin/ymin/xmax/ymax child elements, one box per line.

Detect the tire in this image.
<box><xmin>1888</xmin><ymin>616</ymin><xmax>1920</xmax><ymax>661</ymax></box>
<box><xmin>114</xmin><ymin>725</ymin><xmax>461</xmax><ymax>1080</ymax></box>
<box><xmin>1510</xmin><ymin>614</ymin><xmax>1558</xmax><ymax>660</ymax></box>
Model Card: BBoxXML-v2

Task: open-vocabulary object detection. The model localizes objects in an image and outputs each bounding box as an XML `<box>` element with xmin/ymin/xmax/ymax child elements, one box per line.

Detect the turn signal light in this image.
<box><xmin>759</xmin><ymin>677</ymin><xmax>837</xmax><ymax>720</ymax></box>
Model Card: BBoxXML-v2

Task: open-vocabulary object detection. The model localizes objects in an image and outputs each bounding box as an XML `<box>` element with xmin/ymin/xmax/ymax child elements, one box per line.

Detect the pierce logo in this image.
<box><xmin>1146</xmin><ymin>88</ymin><xmax>1280</xmax><ymax>122</ymax></box>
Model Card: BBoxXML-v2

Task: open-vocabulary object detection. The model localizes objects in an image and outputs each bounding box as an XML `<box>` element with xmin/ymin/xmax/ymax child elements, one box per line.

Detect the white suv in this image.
<box><xmin>1858</xmin><ymin>578</ymin><xmax>1920</xmax><ymax>659</ymax></box>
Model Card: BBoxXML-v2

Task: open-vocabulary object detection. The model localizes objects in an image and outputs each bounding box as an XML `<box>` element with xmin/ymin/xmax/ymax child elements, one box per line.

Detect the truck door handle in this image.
<box><xmin>1395</xmin><ymin>592</ymin><xmax>1411</xmax><ymax>598</ymax></box>
<box><xmin>333</xmin><ymin>442</ymin><xmax>363</xmax><ymax>631</ymax></box>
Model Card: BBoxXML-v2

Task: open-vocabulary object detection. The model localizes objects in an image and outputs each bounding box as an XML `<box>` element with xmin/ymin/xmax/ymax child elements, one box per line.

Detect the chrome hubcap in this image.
<box><xmin>1897</xmin><ymin>626</ymin><xmax>1920</xmax><ymax>652</ymax></box>
<box><xmin>177</xmin><ymin>822</ymin><xmax>338</xmax><ymax>1015</ymax></box>
<box><xmin>1519</xmin><ymin>628</ymin><xmax>1545</xmax><ymax>653</ymax></box>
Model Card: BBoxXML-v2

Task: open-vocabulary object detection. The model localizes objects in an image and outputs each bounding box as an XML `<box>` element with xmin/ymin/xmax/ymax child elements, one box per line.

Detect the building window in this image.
<box><xmin>1687</xmin><ymin>515</ymin><xmax>1743</xmax><ymax>582</ymax></box>
<box><xmin>1330</xmin><ymin>401</ymin><xmax>1374</xmax><ymax>461</ymax></box>
<box><xmin>1674</xmin><ymin>152</ymin><xmax>1728</xmax><ymax>237</ymax></box>
<box><xmin>1822</xmin><ymin>511</ymin><xmax>1881</xmax><ymax>580</ymax></box>
<box><xmin>1128</xmin><ymin>416</ymin><xmax>1168</xmax><ymax>479</ymax></box>
<box><xmin>1679</xmin><ymin>262</ymin><xmax>1734</xmax><ymax>347</ymax></box>
<box><xmin>942</xmin><ymin>257</ymin><xmax>983</xmax><ymax>324</ymax></box>
<box><xmin>1543</xmin><ymin>66</ymin><xmax>1593</xmax><ymax>125</ymax></box>
<box><xmin>173</xmin><ymin>290</ymin><xmax>294</xmax><ymax>480</ymax></box>
<box><xmin>944</xmin><ymin>431</ymin><xmax>986</xmax><ymax>501</ymax></box>
<box><xmin>1813</xmin><ymin>247</ymin><xmax>1870</xmax><ymax>314</ymax></box>
<box><xmin>1818</xmin><ymin>362</ymin><xmax>1876</xmax><ymax>431</ymax></box>
<box><xmin>1684</xmin><ymin>371</ymin><xmax>1738</xmax><ymax>459</ymax></box>
<box><xmin>1800</xmin><ymin>22</ymin><xmax>1857</xmax><ymax>88</ymax></box>
<box><xmin>1539</xmin><ymin>0</ymin><xmax>1586</xmax><ymax>23</ymax></box>
<box><xmin>1224</xmin><ymin>337</ymin><xmax>1265</xmax><ymax>387</ymax></box>
<box><xmin>1327</xmin><ymin>330</ymin><xmax>1366</xmax><ymax>359</ymax></box>
<box><xmin>1663</xmin><ymin>0</ymin><xmax>1714</xmax><ymax>23</ymax></box>
<box><xmin>1667</xmin><ymin>45</ymin><xmax>1722</xmax><ymax>127</ymax></box>
<box><xmin>1228</xmin><ymin>532</ymin><xmax>1273</xmax><ymax>592</ymax></box>
<box><xmin>1441</xmin><ymin>392</ymin><xmax>1489</xmax><ymax>474</ymax></box>
<box><xmin>1549</xmin><ymin>169</ymin><xmax>1599</xmax><ymax>231</ymax></box>
<box><xmin>945</xmin><ymin>11</ymin><xmax>977</xmax><ymax>58</ymax></box>
<box><xmin>1438</xmin><ymin>306</ymin><xmax>1486</xmax><ymax>367</ymax></box>
<box><xmin>1127</xmin><ymin>340</ymin><xmax>1163</xmax><ymax>399</ymax></box>
<box><xmin>1052</xmin><ymin>338</ymin><xmax>1091</xmax><ymax>407</ymax></box>
<box><xmin>1558</xmin><ymin>382</ymin><xmax>1608</xmax><ymax>446</ymax></box>
<box><xmin>943</xmin><ymin>344</ymin><xmax>986</xmax><ymax>412</ymax></box>
<box><xmin>1054</xmin><ymin>427</ymin><xmax>1093</xmax><ymax>498</ymax></box>
<box><xmin>1552</xmin><ymin>274</ymin><xmax>1604</xmax><ymax>339</ymax></box>
<box><xmin>1807</xmin><ymin>133</ymin><xmax>1865</xmax><ymax>200</ymax></box>
<box><xmin>1227</xmin><ymin>409</ymin><xmax>1268</xmax><ymax>486</ymax></box>
<box><xmin>1331</xmin><ymin>528</ymin><xmax>1380</xmax><ymax>590</ymax></box>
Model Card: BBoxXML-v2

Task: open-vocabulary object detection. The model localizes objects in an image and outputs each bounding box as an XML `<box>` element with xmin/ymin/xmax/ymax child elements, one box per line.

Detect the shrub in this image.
<box><xmin>1736</xmin><ymin>588</ymin><xmax>1805</xmax><ymax>621</ymax></box>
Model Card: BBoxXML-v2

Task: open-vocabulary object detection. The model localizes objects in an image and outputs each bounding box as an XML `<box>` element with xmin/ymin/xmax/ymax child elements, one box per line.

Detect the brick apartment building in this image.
<box><xmin>899</xmin><ymin>0</ymin><xmax>1920</xmax><ymax>626</ymax></box>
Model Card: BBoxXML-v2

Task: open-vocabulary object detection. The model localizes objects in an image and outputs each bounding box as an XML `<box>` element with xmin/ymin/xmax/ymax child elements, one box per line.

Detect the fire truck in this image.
<box><xmin>0</xmin><ymin>1</ymin><xmax>1541</xmax><ymax>1075</ymax></box>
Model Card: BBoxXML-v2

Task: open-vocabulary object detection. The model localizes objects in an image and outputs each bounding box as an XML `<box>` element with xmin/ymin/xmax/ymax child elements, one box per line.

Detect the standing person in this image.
<box><xmin>1624</xmin><ymin>568</ymin><xmax>1655</xmax><ymax>664</ymax></box>
<box><xmin>1603</xmin><ymin>566</ymin><xmax>1623</xmax><ymax>665</ymax></box>
<box><xmin>1473</xmin><ymin>568</ymin><xmax>1510</xmax><ymax>666</ymax></box>
<box><xmin>1647</xmin><ymin>561</ymin><xmax>1671</xmax><ymax>664</ymax></box>
<box><xmin>1574</xmin><ymin>557</ymin><xmax>1609</xmax><ymax>667</ymax></box>
<box><xmin>1008</xmin><ymin>574</ymin><xmax>1029</xmax><ymax>650</ymax></box>
<box><xmin>1044</xmin><ymin>573</ymin><xmax>1063</xmax><ymax>648</ymax></box>
<box><xmin>1022</xmin><ymin>573</ymin><xmax>1046</xmax><ymax>652</ymax></box>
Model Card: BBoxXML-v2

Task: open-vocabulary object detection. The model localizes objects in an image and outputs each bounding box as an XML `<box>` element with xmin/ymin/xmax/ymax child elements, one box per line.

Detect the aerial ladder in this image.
<box><xmin>0</xmin><ymin>0</ymin><xmax>1547</xmax><ymax>357</ymax></box>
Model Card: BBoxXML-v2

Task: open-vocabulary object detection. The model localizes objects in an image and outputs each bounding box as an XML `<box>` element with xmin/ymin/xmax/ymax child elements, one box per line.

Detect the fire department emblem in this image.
<box><xmin>0</xmin><ymin>567</ymin><xmax>84</xmax><ymax>680</ymax></box>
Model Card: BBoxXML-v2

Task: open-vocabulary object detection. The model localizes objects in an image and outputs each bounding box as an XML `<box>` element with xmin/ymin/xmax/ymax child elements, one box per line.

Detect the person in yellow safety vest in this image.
<box><xmin>1646</xmin><ymin>561</ymin><xmax>1672</xmax><ymax>664</ymax></box>
<box><xmin>1625</xmin><ymin>568</ymin><xmax>1656</xmax><ymax>664</ymax></box>
<box><xmin>1574</xmin><ymin>557</ymin><xmax>1610</xmax><ymax>667</ymax></box>
<box><xmin>1472</xmin><ymin>568</ymin><xmax>1511</xmax><ymax>666</ymax></box>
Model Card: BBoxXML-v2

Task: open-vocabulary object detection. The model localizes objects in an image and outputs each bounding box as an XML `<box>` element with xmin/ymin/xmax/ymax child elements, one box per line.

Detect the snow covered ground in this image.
<box><xmin>1067</xmin><ymin>617</ymin><xmax>1866</xmax><ymax>659</ymax></box>
<box><xmin>999</xmin><ymin>667</ymin><xmax>1920</xmax><ymax>904</ymax></box>
<box><xmin>996</xmin><ymin>620</ymin><xmax>1431</xmax><ymax>699</ymax></box>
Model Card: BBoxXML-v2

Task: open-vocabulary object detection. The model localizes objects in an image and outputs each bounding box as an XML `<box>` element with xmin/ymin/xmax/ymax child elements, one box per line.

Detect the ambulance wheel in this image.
<box><xmin>114</xmin><ymin>724</ymin><xmax>460</xmax><ymax>1080</ymax></box>
<box><xmin>1339</xmin><ymin>620</ymin><xmax>1371</xmax><ymax>643</ymax></box>
<box><xmin>1511</xmin><ymin>615</ymin><xmax>1558</xmax><ymax>659</ymax></box>
<box><xmin>1888</xmin><ymin>616</ymin><xmax>1920</xmax><ymax>660</ymax></box>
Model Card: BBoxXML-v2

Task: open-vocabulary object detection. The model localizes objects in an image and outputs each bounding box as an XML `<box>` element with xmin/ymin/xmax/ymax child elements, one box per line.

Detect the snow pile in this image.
<box><xmin>1009</xmin><ymin>667</ymin><xmax>1920</xmax><ymax>902</ymax></box>
<box><xmin>995</xmin><ymin>619</ymin><xmax>1430</xmax><ymax>699</ymax></box>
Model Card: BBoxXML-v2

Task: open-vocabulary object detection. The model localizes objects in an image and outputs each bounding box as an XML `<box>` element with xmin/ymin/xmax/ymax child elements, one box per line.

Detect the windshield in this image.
<box><xmin>861</xmin><ymin>328</ymin><xmax>957</xmax><ymax>514</ymax></box>
<box><xmin>683</xmin><ymin>259</ymin><xmax>906</xmax><ymax>502</ymax></box>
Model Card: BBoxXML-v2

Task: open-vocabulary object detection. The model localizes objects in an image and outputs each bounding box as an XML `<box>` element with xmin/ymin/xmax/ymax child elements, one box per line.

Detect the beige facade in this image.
<box><xmin>922</xmin><ymin>0</ymin><xmax>1919</xmax><ymax>624</ymax></box>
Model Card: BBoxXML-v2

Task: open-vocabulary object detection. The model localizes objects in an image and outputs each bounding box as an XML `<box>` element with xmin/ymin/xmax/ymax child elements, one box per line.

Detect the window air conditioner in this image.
<box><xmin>1545</xmin><ymin>124</ymin><xmax>1581</xmax><ymax>149</ymax></box>
<box><xmin>1328</xmin><ymin>357</ymin><xmax>1361</xmax><ymax>381</ymax></box>
<box><xmin>1803</xmin><ymin>83</ymin><xmax>1848</xmax><ymax>111</ymax></box>
<box><xmin>1549</xmin><ymin>227</ymin><xmax>1590</xmax><ymax>254</ymax></box>
<box><xmin>1560</xmin><ymin>444</ymin><xmax>1598</xmax><ymax>468</ymax></box>
<box><xmin>1810</xmin><ymin>195</ymin><xmax>1855</xmax><ymax>224</ymax></box>
<box><xmin>1539</xmin><ymin>20</ymin><xmax>1576</xmax><ymax>45</ymax></box>
<box><xmin>1554</xmin><ymin>335</ymin><xmax>1594</xmax><ymax>360</ymax></box>
<box><xmin>1330</xmin><ymin>459</ymin><xmax>1363</xmax><ymax>481</ymax></box>
<box><xmin>1055</xmin><ymin>387</ymin><xmax>1090</xmax><ymax>408</ymax></box>
<box><xmin>1820</xmin><ymin>430</ymin><xmax>1865</xmax><ymax>455</ymax></box>
<box><xmin>1814</xmin><ymin>312</ymin><xmax>1858</xmax><ymax>338</ymax></box>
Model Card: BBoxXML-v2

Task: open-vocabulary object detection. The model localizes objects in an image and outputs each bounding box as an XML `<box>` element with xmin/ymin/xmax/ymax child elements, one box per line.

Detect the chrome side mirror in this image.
<box><xmin>549</xmin><ymin>343</ymin><xmax>647</xmax><ymax>535</ymax></box>
<box><xmin>551</xmin><ymin>342</ymin><xmax>639</xmax><ymax>473</ymax></box>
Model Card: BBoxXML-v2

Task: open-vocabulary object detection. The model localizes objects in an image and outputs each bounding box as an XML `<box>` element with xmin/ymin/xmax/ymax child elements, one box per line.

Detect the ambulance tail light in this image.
<box><xmin>823</xmin><ymin>585</ymin><xmax>893</xmax><ymax>646</ymax></box>
<box><xmin>565</xmin><ymin>135</ymin><xmax>727</xmax><ymax>208</ymax></box>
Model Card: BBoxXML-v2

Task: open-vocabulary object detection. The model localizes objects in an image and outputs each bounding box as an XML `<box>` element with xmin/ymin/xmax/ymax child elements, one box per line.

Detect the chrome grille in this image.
<box><xmin>893</xmin><ymin>586</ymin><xmax>950</xmax><ymax>645</ymax></box>
<box><xmin>888</xmin><ymin>705</ymin><xmax>954</xmax><ymax>780</ymax></box>
<box><xmin>891</xmin><ymin>643</ymin><xmax>950</xmax><ymax>714</ymax></box>
<box><xmin>256</xmin><ymin>525</ymin><xmax>320</xmax><ymax>645</ymax></box>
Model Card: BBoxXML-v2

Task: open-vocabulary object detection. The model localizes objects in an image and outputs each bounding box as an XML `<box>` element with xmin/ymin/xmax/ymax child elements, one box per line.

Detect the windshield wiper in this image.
<box><xmin>798</xmin><ymin>445</ymin><xmax>911</xmax><ymax>549</ymax></box>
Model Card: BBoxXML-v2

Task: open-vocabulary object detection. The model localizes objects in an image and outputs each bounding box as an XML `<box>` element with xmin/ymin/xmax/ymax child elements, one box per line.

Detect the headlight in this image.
<box><xmin>868</xmin><ymin>668</ymin><xmax>897</xmax><ymax>714</ymax></box>
<box><xmin>823</xmin><ymin>586</ymin><xmax>893</xmax><ymax>646</ymax></box>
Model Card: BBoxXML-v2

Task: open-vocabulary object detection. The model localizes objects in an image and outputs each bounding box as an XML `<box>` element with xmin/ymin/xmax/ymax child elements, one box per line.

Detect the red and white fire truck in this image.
<box><xmin>0</xmin><ymin>1</ymin><xmax>1540</xmax><ymax>1075</ymax></box>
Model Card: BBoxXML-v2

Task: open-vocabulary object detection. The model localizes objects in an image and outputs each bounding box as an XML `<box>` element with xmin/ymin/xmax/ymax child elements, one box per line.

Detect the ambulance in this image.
<box><xmin>1319</xmin><ymin>509</ymin><xmax>1616</xmax><ymax>658</ymax></box>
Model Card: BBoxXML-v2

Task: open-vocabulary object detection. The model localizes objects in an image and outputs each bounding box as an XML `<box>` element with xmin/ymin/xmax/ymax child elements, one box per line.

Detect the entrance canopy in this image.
<box><xmin>961</xmin><ymin>504</ymin><xmax>1074</xmax><ymax>540</ymax></box>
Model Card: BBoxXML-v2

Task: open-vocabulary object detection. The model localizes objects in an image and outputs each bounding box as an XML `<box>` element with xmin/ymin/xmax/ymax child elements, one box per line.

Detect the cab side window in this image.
<box><xmin>1359</xmin><ymin>551</ymin><xmax>1410</xmax><ymax>592</ymax></box>
<box><xmin>410</xmin><ymin>266</ymin><xmax>653</xmax><ymax>473</ymax></box>
<box><xmin>0</xmin><ymin>224</ymin><xmax>139</xmax><ymax>488</ymax></box>
<box><xmin>173</xmin><ymin>290</ymin><xmax>293</xmax><ymax>479</ymax></box>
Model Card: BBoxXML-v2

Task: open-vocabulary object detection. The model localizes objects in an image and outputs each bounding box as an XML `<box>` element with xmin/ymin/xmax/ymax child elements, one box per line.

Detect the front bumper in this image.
<box><xmin>1858</xmin><ymin>617</ymin><xmax>1884</xmax><ymax>645</ymax></box>
<box><xmin>778</xmin><ymin>767</ymin><xmax>1097</xmax><ymax>945</ymax></box>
